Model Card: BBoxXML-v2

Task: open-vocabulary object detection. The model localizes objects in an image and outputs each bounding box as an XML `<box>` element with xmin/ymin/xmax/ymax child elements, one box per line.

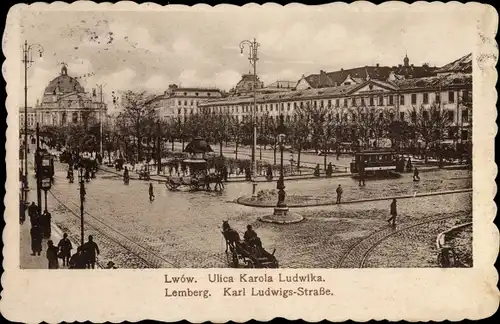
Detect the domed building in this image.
<box><xmin>32</xmin><ymin>64</ymin><xmax>106</xmax><ymax>127</ymax></box>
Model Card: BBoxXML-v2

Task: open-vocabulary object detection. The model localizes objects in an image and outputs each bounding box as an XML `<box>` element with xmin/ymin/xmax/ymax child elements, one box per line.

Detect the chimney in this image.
<box><xmin>376</xmin><ymin>63</ymin><xmax>380</xmax><ymax>68</ymax></box>
<box><xmin>411</xmin><ymin>64</ymin><xmax>414</xmax><ymax>68</ymax></box>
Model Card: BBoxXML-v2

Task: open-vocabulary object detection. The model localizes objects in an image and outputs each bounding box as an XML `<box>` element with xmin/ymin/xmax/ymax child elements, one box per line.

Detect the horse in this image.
<box><xmin>222</xmin><ymin>220</ymin><xmax>240</xmax><ymax>253</ymax></box>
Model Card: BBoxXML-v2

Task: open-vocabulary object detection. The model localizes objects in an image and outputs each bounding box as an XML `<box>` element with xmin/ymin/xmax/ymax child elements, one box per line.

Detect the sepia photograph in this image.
<box><xmin>1</xmin><ymin>1</ymin><xmax>498</xmax><ymax>322</ymax></box>
<box><xmin>15</xmin><ymin>3</ymin><xmax>476</xmax><ymax>270</ymax></box>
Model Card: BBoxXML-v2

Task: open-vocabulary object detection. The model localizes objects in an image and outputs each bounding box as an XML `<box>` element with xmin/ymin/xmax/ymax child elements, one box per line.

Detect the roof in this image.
<box><xmin>393</xmin><ymin>72</ymin><xmax>472</xmax><ymax>90</ymax></box>
<box><xmin>304</xmin><ymin>66</ymin><xmax>394</xmax><ymax>88</ymax></box>
<box><xmin>44</xmin><ymin>66</ymin><xmax>84</xmax><ymax>95</ymax></box>
<box><xmin>393</xmin><ymin>65</ymin><xmax>437</xmax><ymax>78</ymax></box>
<box><xmin>184</xmin><ymin>138</ymin><xmax>213</xmax><ymax>153</ymax></box>
<box><xmin>435</xmin><ymin>53</ymin><xmax>472</xmax><ymax>73</ymax></box>
<box><xmin>266</xmin><ymin>80</ymin><xmax>296</xmax><ymax>89</ymax></box>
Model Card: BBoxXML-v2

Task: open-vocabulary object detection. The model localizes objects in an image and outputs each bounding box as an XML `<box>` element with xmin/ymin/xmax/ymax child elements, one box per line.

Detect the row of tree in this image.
<box><xmin>39</xmin><ymin>90</ymin><xmax>472</xmax><ymax>167</ymax></box>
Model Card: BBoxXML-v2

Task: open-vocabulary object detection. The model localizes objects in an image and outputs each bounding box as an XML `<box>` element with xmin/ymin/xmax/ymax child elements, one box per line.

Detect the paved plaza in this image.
<box><xmin>37</xmin><ymin>157</ymin><xmax>472</xmax><ymax>269</ymax></box>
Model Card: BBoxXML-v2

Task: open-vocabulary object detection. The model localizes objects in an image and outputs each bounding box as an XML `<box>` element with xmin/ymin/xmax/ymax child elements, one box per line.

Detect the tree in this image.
<box><xmin>288</xmin><ymin>103</ymin><xmax>310</xmax><ymax>170</ymax></box>
<box><xmin>120</xmin><ymin>90</ymin><xmax>156</xmax><ymax>161</ymax></box>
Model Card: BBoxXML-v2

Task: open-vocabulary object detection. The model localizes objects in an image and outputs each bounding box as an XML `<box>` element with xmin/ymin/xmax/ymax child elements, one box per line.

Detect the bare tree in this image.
<box><xmin>120</xmin><ymin>90</ymin><xmax>157</xmax><ymax>161</ymax></box>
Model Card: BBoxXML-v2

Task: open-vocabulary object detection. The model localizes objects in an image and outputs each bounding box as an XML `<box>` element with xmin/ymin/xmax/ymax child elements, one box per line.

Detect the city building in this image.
<box><xmin>199</xmin><ymin>54</ymin><xmax>472</xmax><ymax>142</ymax></box>
<box><xmin>19</xmin><ymin>64</ymin><xmax>107</xmax><ymax>131</ymax></box>
<box><xmin>147</xmin><ymin>84</ymin><xmax>223</xmax><ymax>120</ymax></box>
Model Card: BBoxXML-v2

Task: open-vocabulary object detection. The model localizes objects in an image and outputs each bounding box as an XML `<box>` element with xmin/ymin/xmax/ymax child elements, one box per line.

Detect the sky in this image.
<box><xmin>15</xmin><ymin>4</ymin><xmax>477</xmax><ymax>113</ymax></box>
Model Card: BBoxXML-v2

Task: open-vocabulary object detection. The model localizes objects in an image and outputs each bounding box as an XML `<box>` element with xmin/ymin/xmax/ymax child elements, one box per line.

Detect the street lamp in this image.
<box><xmin>239</xmin><ymin>38</ymin><xmax>259</xmax><ymax>179</ymax></box>
<box><xmin>78</xmin><ymin>166</ymin><xmax>86</xmax><ymax>246</ymax></box>
<box><xmin>275</xmin><ymin>114</ymin><xmax>287</xmax><ymax>210</ymax></box>
<box><xmin>22</xmin><ymin>40</ymin><xmax>44</xmax><ymax>199</ymax></box>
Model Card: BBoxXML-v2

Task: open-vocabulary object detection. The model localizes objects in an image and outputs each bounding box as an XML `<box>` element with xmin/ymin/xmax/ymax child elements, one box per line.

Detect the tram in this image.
<box><xmin>350</xmin><ymin>149</ymin><xmax>405</xmax><ymax>176</ymax></box>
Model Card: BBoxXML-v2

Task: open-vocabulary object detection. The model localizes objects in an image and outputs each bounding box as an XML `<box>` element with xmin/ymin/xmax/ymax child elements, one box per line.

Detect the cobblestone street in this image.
<box><xmin>45</xmin><ymin>160</ymin><xmax>472</xmax><ymax>268</ymax></box>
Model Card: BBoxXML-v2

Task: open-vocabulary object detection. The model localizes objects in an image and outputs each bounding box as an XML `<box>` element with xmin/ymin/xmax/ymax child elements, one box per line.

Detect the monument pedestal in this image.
<box><xmin>258</xmin><ymin>206</ymin><xmax>304</xmax><ymax>224</ymax></box>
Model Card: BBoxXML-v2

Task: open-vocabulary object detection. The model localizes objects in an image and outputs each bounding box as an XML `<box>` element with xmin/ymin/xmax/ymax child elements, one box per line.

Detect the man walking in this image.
<box><xmin>28</xmin><ymin>202</ymin><xmax>39</xmax><ymax>226</ymax></box>
<box><xmin>387</xmin><ymin>198</ymin><xmax>398</xmax><ymax>226</ymax></box>
<box><xmin>413</xmin><ymin>167</ymin><xmax>420</xmax><ymax>182</ymax></box>
<box><xmin>30</xmin><ymin>222</ymin><xmax>43</xmax><ymax>256</ymax></box>
<box><xmin>149</xmin><ymin>183</ymin><xmax>155</xmax><ymax>202</ymax></box>
<box><xmin>46</xmin><ymin>240</ymin><xmax>59</xmax><ymax>269</ymax></box>
<box><xmin>336</xmin><ymin>184</ymin><xmax>343</xmax><ymax>204</ymax></box>
<box><xmin>83</xmin><ymin>235</ymin><xmax>100</xmax><ymax>269</ymax></box>
<box><xmin>58</xmin><ymin>233</ymin><xmax>73</xmax><ymax>267</ymax></box>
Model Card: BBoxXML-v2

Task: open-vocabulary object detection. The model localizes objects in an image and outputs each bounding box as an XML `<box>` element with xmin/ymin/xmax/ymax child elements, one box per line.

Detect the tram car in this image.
<box><xmin>350</xmin><ymin>149</ymin><xmax>405</xmax><ymax>176</ymax></box>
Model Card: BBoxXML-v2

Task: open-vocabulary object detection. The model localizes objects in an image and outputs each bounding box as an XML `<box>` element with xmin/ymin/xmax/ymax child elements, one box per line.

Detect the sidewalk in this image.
<box><xmin>20</xmin><ymin>157</ymin><xmax>76</xmax><ymax>269</ymax></box>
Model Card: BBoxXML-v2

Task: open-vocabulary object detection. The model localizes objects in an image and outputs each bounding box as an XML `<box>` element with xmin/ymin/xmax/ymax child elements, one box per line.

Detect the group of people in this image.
<box><xmin>45</xmin><ymin>234</ymin><xmax>101</xmax><ymax>269</ymax></box>
<box><xmin>26</xmin><ymin>202</ymin><xmax>52</xmax><ymax>257</ymax></box>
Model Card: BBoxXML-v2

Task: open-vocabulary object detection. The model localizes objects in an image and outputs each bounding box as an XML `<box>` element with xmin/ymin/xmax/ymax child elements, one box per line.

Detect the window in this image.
<box><xmin>195</xmin><ymin>92</ymin><xmax>199</xmax><ymax>96</ymax></box>
<box><xmin>447</xmin><ymin>110</ymin><xmax>454</xmax><ymax>122</ymax></box>
<box><xmin>436</xmin><ymin>93</ymin><xmax>441</xmax><ymax>104</ymax></box>
<box><xmin>184</xmin><ymin>100</ymin><xmax>187</xmax><ymax>106</ymax></box>
<box><xmin>411</xmin><ymin>94</ymin><xmax>417</xmax><ymax>105</ymax></box>
<box><xmin>379</xmin><ymin>96</ymin><xmax>384</xmax><ymax>106</ymax></box>
<box><xmin>389</xmin><ymin>95</ymin><xmax>394</xmax><ymax>105</ymax></box>
<box><xmin>369</xmin><ymin>96</ymin><xmax>374</xmax><ymax>106</ymax></box>
<box><xmin>184</xmin><ymin>92</ymin><xmax>187</xmax><ymax>96</ymax></box>
<box><xmin>72</xmin><ymin>112</ymin><xmax>78</xmax><ymax>123</ymax></box>
<box><xmin>352</xmin><ymin>113</ymin><xmax>356</xmax><ymax>122</ymax></box>
<box><xmin>448</xmin><ymin>91</ymin><xmax>455</xmax><ymax>103</ymax></box>
<box><xmin>344</xmin><ymin>98</ymin><xmax>348</xmax><ymax>107</ymax></box>
<box><xmin>352</xmin><ymin>98</ymin><xmax>356</xmax><ymax>106</ymax></box>
<box><xmin>313</xmin><ymin>101</ymin><xmax>317</xmax><ymax>108</ymax></box>
<box><xmin>178</xmin><ymin>100</ymin><xmax>181</xmax><ymax>105</ymax></box>
<box><xmin>400</xmin><ymin>95</ymin><xmax>405</xmax><ymax>105</ymax></box>
<box><xmin>423</xmin><ymin>110</ymin><xmax>429</xmax><ymax>120</ymax></box>
<box><xmin>462</xmin><ymin>90</ymin><xmax>470</xmax><ymax>103</ymax></box>
<box><xmin>300</xmin><ymin>102</ymin><xmax>303</xmax><ymax>108</ymax></box>
<box><xmin>207</xmin><ymin>93</ymin><xmax>211</xmax><ymax>97</ymax></box>
<box><xmin>411</xmin><ymin>111</ymin><xmax>417</xmax><ymax>122</ymax></box>
<box><xmin>190</xmin><ymin>100</ymin><xmax>193</xmax><ymax>106</ymax></box>
<box><xmin>184</xmin><ymin>108</ymin><xmax>187</xmax><ymax>114</ymax></box>
<box><xmin>328</xmin><ymin>99</ymin><xmax>332</xmax><ymax>107</ymax></box>
<box><xmin>462</xmin><ymin>109</ymin><xmax>469</xmax><ymax>122</ymax></box>
<box><xmin>336</xmin><ymin>113</ymin><xmax>340</xmax><ymax>121</ymax></box>
<box><xmin>336</xmin><ymin>99</ymin><xmax>340</xmax><ymax>107</ymax></box>
<box><xmin>400</xmin><ymin>112</ymin><xmax>405</xmax><ymax>121</ymax></box>
<box><xmin>379</xmin><ymin>112</ymin><xmax>384</xmax><ymax>120</ymax></box>
<box><xmin>361</xmin><ymin>98</ymin><xmax>365</xmax><ymax>106</ymax></box>
<box><xmin>389</xmin><ymin>113</ymin><xmax>394</xmax><ymax>121</ymax></box>
<box><xmin>423</xmin><ymin>93</ymin><xmax>429</xmax><ymax>104</ymax></box>
<box><xmin>287</xmin><ymin>103</ymin><xmax>291</xmax><ymax>111</ymax></box>
<box><xmin>461</xmin><ymin>130</ymin><xmax>468</xmax><ymax>141</ymax></box>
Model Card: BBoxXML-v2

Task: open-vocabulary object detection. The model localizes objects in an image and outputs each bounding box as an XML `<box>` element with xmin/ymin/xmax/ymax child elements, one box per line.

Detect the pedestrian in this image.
<box><xmin>358</xmin><ymin>161</ymin><xmax>366</xmax><ymax>186</ymax></box>
<box><xmin>39</xmin><ymin>210</ymin><xmax>52</xmax><ymax>239</ymax></box>
<box><xmin>82</xmin><ymin>235</ymin><xmax>100</xmax><ymax>269</ymax></box>
<box><xmin>326</xmin><ymin>163</ymin><xmax>333</xmax><ymax>177</ymax></box>
<box><xmin>314</xmin><ymin>164</ymin><xmax>320</xmax><ymax>177</ymax></box>
<box><xmin>46</xmin><ymin>240</ymin><xmax>59</xmax><ymax>269</ymax></box>
<box><xmin>406</xmin><ymin>157</ymin><xmax>413</xmax><ymax>173</ymax></box>
<box><xmin>413</xmin><ymin>167</ymin><xmax>420</xmax><ymax>182</ymax></box>
<box><xmin>57</xmin><ymin>233</ymin><xmax>73</xmax><ymax>267</ymax></box>
<box><xmin>28</xmin><ymin>202</ymin><xmax>38</xmax><ymax>226</ymax></box>
<box><xmin>336</xmin><ymin>184</ymin><xmax>343</xmax><ymax>204</ymax></box>
<box><xmin>336</xmin><ymin>146</ymin><xmax>340</xmax><ymax>161</ymax></box>
<box><xmin>30</xmin><ymin>222</ymin><xmax>42</xmax><ymax>256</ymax></box>
<box><xmin>387</xmin><ymin>198</ymin><xmax>397</xmax><ymax>226</ymax></box>
<box><xmin>69</xmin><ymin>246</ymin><xmax>86</xmax><ymax>269</ymax></box>
<box><xmin>19</xmin><ymin>200</ymin><xmax>26</xmax><ymax>225</ymax></box>
<box><xmin>149</xmin><ymin>183</ymin><xmax>155</xmax><ymax>202</ymax></box>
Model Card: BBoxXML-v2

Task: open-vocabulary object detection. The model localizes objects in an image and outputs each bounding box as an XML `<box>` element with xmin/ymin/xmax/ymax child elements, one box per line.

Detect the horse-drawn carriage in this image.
<box><xmin>166</xmin><ymin>159</ymin><xmax>224</xmax><ymax>192</ymax></box>
<box><xmin>221</xmin><ymin>221</ymin><xmax>279</xmax><ymax>268</ymax></box>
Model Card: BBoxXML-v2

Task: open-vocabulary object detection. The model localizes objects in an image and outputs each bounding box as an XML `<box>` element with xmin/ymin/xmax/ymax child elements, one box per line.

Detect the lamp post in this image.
<box><xmin>259</xmin><ymin>114</ymin><xmax>304</xmax><ymax>224</ymax></box>
<box><xmin>78</xmin><ymin>166</ymin><xmax>86</xmax><ymax>246</ymax></box>
<box><xmin>239</xmin><ymin>38</ymin><xmax>259</xmax><ymax>179</ymax></box>
<box><xmin>276</xmin><ymin>114</ymin><xmax>287</xmax><ymax>209</ymax></box>
<box><xmin>22</xmin><ymin>40</ymin><xmax>44</xmax><ymax>198</ymax></box>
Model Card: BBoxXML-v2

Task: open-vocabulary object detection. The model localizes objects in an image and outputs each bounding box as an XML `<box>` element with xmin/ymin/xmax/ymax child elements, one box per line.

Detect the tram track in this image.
<box><xmin>338</xmin><ymin>213</ymin><xmax>462</xmax><ymax>268</ymax></box>
<box><xmin>48</xmin><ymin>188</ymin><xmax>180</xmax><ymax>268</ymax></box>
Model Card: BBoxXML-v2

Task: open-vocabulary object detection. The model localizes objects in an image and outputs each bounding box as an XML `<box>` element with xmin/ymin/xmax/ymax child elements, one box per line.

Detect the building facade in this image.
<box><xmin>199</xmin><ymin>72</ymin><xmax>472</xmax><ymax>140</ymax></box>
<box><xmin>148</xmin><ymin>84</ymin><xmax>223</xmax><ymax>121</ymax></box>
<box><xmin>20</xmin><ymin>65</ymin><xmax>107</xmax><ymax>131</ymax></box>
